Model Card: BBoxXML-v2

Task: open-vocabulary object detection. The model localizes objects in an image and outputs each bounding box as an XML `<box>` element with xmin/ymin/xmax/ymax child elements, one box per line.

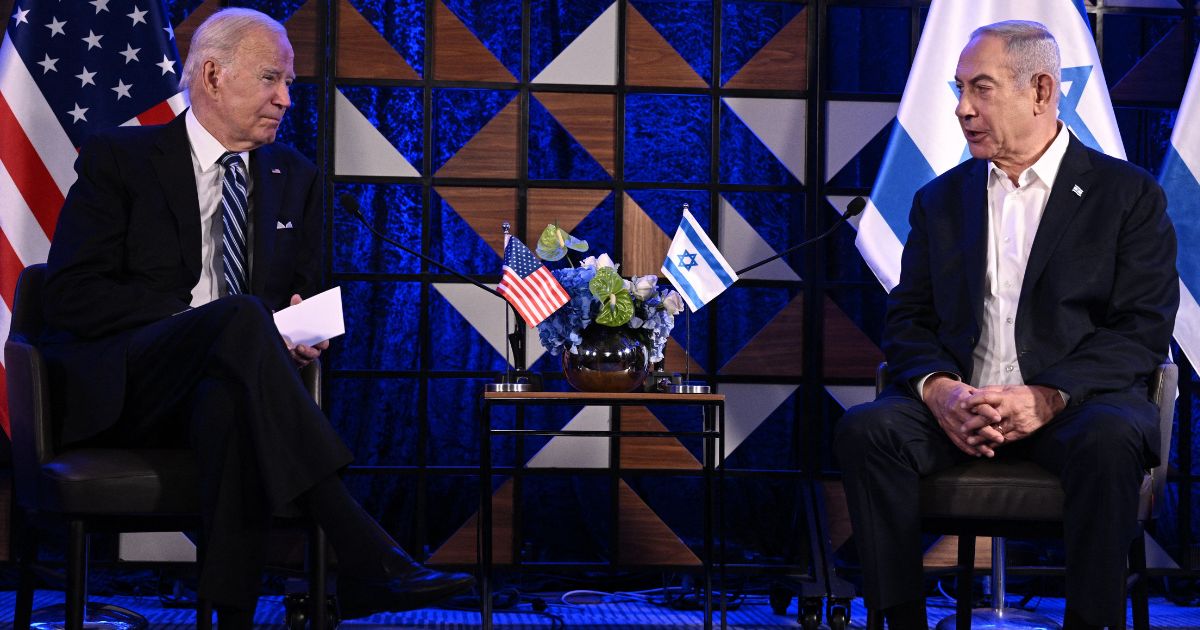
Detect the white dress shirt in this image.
<box><xmin>918</xmin><ymin>123</ymin><xmax>1071</xmax><ymax>401</ymax></box>
<box><xmin>185</xmin><ymin>109</ymin><xmax>253</xmax><ymax>307</ymax></box>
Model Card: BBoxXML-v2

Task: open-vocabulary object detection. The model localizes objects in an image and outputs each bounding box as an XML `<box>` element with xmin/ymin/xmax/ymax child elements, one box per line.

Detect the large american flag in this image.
<box><xmin>0</xmin><ymin>0</ymin><xmax>186</xmax><ymax>435</ymax></box>
<box><xmin>497</xmin><ymin>234</ymin><xmax>568</xmax><ymax>328</ymax></box>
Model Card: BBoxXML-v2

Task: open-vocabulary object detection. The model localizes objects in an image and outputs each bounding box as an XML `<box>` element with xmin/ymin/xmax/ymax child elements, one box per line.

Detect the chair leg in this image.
<box><xmin>66</xmin><ymin>519</ymin><xmax>87</xmax><ymax>630</ymax></box>
<box><xmin>309</xmin><ymin>524</ymin><xmax>328</xmax><ymax>630</ymax></box>
<box><xmin>1130</xmin><ymin>533</ymin><xmax>1149</xmax><ymax>630</ymax></box>
<box><xmin>956</xmin><ymin>535</ymin><xmax>976</xmax><ymax>630</ymax></box>
<box><xmin>865</xmin><ymin>607</ymin><xmax>884</xmax><ymax>630</ymax></box>
<box><xmin>13</xmin><ymin>510</ymin><xmax>37</xmax><ymax>630</ymax></box>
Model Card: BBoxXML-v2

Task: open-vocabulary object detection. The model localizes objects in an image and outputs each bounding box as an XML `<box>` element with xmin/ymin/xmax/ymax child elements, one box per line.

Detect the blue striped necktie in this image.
<box><xmin>219</xmin><ymin>152</ymin><xmax>249</xmax><ymax>295</ymax></box>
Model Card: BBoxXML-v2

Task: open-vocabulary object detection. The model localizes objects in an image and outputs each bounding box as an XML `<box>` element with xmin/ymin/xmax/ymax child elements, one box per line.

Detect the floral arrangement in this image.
<box><xmin>532</xmin><ymin>224</ymin><xmax>683</xmax><ymax>363</ymax></box>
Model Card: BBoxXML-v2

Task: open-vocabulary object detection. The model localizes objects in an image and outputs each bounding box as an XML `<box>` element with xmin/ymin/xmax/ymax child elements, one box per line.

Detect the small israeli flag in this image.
<box><xmin>1159</xmin><ymin>48</ymin><xmax>1200</xmax><ymax>366</ymax></box>
<box><xmin>860</xmin><ymin>0</ymin><xmax>1124</xmax><ymax>291</ymax></box>
<box><xmin>661</xmin><ymin>208</ymin><xmax>739</xmax><ymax>312</ymax></box>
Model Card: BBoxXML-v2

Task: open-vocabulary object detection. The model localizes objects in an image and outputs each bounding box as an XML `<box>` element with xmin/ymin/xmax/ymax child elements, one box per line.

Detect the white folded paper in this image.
<box><xmin>273</xmin><ymin>286</ymin><xmax>345</xmax><ymax>347</ymax></box>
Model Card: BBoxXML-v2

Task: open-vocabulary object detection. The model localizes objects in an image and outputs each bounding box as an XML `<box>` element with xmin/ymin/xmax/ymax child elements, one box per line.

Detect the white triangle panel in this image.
<box><xmin>334</xmin><ymin>90</ymin><xmax>420</xmax><ymax>177</ymax></box>
<box><xmin>824</xmin><ymin>385</ymin><xmax>876</xmax><ymax>411</ymax></box>
<box><xmin>824</xmin><ymin>100</ymin><xmax>897</xmax><ymax>183</ymax></box>
<box><xmin>532</xmin><ymin>2</ymin><xmax>617</xmax><ymax>85</ymax></box>
<box><xmin>717</xmin><ymin>195</ymin><xmax>800</xmax><ymax>282</ymax></box>
<box><xmin>525</xmin><ymin>406</ymin><xmax>610</xmax><ymax>468</ymax></box>
<box><xmin>722</xmin><ymin>97</ymin><xmax>806</xmax><ymax>184</ymax></box>
<box><xmin>720</xmin><ymin>383</ymin><xmax>798</xmax><ymax>460</ymax></box>
<box><xmin>432</xmin><ymin>283</ymin><xmax>546</xmax><ymax>368</ymax></box>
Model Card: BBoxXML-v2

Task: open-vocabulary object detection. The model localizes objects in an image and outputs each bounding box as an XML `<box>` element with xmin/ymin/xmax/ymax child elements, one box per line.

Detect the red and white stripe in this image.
<box><xmin>498</xmin><ymin>265</ymin><xmax>569</xmax><ymax>327</ymax></box>
<box><xmin>0</xmin><ymin>36</ymin><xmax>186</xmax><ymax>436</ymax></box>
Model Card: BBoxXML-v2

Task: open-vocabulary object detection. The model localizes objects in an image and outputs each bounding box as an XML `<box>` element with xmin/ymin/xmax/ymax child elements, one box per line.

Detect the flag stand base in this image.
<box><xmin>485</xmin><ymin>370</ymin><xmax>542</xmax><ymax>392</ymax></box>
<box><xmin>485</xmin><ymin>382</ymin><xmax>535</xmax><ymax>392</ymax></box>
<box><xmin>670</xmin><ymin>383</ymin><xmax>710</xmax><ymax>394</ymax></box>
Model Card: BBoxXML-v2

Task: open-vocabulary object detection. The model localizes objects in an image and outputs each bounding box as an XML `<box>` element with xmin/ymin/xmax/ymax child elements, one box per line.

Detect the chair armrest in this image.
<box><xmin>301</xmin><ymin>358</ymin><xmax>321</xmax><ymax>410</ymax></box>
<box><xmin>5</xmin><ymin>338</ymin><xmax>54</xmax><ymax>508</ymax></box>
<box><xmin>1146</xmin><ymin>362</ymin><xmax>1178</xmax><ymax>519</ymax></box>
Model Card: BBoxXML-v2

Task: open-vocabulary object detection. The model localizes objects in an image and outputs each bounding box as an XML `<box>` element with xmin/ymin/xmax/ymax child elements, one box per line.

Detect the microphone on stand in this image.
<box><xmin>734</xmin><ymin>196</ymin><xmax>866</xmax><ymax>276</ymax></box>
<box><xmin>340</xmin><ymin>194</ymin><xmax>538</xmax><ymax>390</ymax></box>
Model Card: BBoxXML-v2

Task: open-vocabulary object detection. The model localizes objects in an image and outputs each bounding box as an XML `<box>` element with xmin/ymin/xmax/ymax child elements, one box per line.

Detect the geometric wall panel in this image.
<box><xmin>720</xmin><ymin>383</ymin><xmax>800</xmax><ymax>459</ymax></box>
<box><xmin>627</xmin><ymin>0</ymin><xmax>711</xmax><ymax>86</ymax></box>
<box><xmin>529</xmin><ymin>97</ymin><xmax>611</xmax><ymax>181</ymax></box>
<box><xmin>335</xmin><ymin>0</ymin><xmax>421</xmax><ymax>80</ymax></box>
<box><xmin>721</xmin><ymin>294</ymin><xmax>804</xmax><ymax>376</ymax></box>
<box><xmin>434</xmin><ymin>186</ymin><xmax>517</xmax><ymax>257</ymax></box>
<box><xmin>334</xmin><ymin>90</ymin><xmax>421</xmax><ymax>177</ymax></box>
<box><xmin>285</xmin><ymin>0</ymin><xmax>322</xmax><ymax>77</ymax></box>
<box><xmin>532</xmin><ymin>1</ymin><xmax>617</xmax><ymax>85</ymax></box>
<box><xmin>722</xmin><ymin>97</ymin><xmax>807</xmax><ymax>184</ymax></box>
<box><xmin>435</xmin><ymin>96</ymin><xmax>519</xmax><ymax>178</ymax></box>
<box><xmin>625</xmin><ymin>3</ymin><xmax>706</xmax><ymax>88</ymax></box>
<box><xmin>525</xmin><ymin>406</ymin><xmax>610</xmax><ymax>469</ymax></box>
<box><xmin>533</xmin><ymin>92</ymin><xmax>616</xmax><ymax>175</ymax></box>
<box><xmin>174</xmin><ymin>0</ymin><xmax>219</xmax><ymax>64</ymax></box>
<box><xmin>527</xmin><ymin>188</ymin><xmax>612</xmax><ymax>238</ymax></box>
<box><xmin>616</xmin><ymin>480</ymin><xmax>700</xmax><ymax>565</ymax></box>
<box><xmin>723</xmin><ymin>6</ymin><xmax>806</xmax><ymax>91</ymax></box>
<box><xmin>720</xmin><ymin>295</ymin><xmax>882</xmax><ymax>378</ymax></box>
<box><xmin>434</xmin><ymin>0</ymin><xmax>515</xmax><ymax>82</ymax></box>
<box><xmin>620</xmin><ymin>407</ymin><xmax>701</xmax><ymax>470</ymax></box>
<box><xmin>717</xmin><ymin>196</ymin><xmax>801</xmax><ymax>282</ymax></box>
<box><xmin>825</xmin><ymin>101</ymin><xmax>897</xmax><ymax>184</ymax></box>
<box><xmin>432</xmin><ymin>282</ymin><xmax>546</xmax><ymax>368</ymax></box>
<box><xmin>621</xmin><ymin>192</ymin><xmax>673</xmax><ymax>277</ymax></box>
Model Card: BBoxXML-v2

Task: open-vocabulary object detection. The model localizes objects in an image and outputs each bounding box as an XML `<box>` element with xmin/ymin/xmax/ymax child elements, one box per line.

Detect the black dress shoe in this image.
<box><xmin>337</xmin><ymin>566</ymin><xmax>475</xmax><ymax>620</ymax></box>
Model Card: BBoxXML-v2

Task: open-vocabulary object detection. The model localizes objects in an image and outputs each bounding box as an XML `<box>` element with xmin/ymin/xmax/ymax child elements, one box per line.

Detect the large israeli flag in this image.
<box><xmin>1159</xmin><ymin>50</ymin><xmax>1200</xmax><ymax>366</ymax></box>
<box><xmin>859</xmin><ymin>0</ymin><xmax>1124</xmax><ymax>291</ymax></box>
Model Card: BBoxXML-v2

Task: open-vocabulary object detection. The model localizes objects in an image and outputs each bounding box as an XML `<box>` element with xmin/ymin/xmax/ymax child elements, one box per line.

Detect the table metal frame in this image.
<box><xmin>478</xmin><ymin>391</ymin><xmax>726</xmax><ymax>630</ymax></box>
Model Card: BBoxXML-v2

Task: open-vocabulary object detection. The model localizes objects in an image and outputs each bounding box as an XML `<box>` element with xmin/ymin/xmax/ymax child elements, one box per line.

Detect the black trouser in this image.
<box><xmin>94</xmin><ymin>295</ymin><xmax>353</xmax><ymax>608</ymax></box>
<box><xmin>834</xmin><ymin>388</ymin><xmax>1157</xmax><ymax>627</ymax></box>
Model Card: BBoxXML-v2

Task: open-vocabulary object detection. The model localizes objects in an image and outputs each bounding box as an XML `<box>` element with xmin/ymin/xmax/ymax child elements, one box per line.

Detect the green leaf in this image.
<box><xmin>595</xmin><ymin>291</ymin><xmax>634</xmax><ymax>327</ymax></box>
<box><xmin>590</xmin><ymin>268</ymin><xmax>632</xmax><ymax>326</ymax></box>
<box><xmin>535</xmin><ymin>224</ymin><xmax>589</xmax><ymax>261</ymax></box>
<box><xmin>588</xmin><ymin>267</ymin><xmax>623</xmax><ymax>300</ymax></box>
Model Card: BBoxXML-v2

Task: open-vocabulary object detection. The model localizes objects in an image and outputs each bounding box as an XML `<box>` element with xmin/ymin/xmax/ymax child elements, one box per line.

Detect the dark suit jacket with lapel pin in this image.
<box><xmin>883</xmin><ymin>132</ymin><xmax>1178</xmax><ymax>423</ymax></box>
<box><xmin>41</xmin><ymin>113</ymin><xmax>323</xmax><ymax>445</ymax></box>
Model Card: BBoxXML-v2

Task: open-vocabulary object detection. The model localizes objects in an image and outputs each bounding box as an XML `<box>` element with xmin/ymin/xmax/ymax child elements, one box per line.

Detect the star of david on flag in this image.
<box><xmin>857</xmin><ymin>0</ymin><xmax>1124</xmax><ymax>291</ymax></box>
<box><xmin>661</xmin><ymin>208</ymin><xmax>738</xmax><ymax>312</ymax></box>
<box><xmin>1159</xmin><ymin>47</ymin><xmax>1200</xmax><ymax>367</ymax></box>
<box><xmin>0</xmin><ymin>0</ymin><xmax>185</xmax><ymax>436</ymax></box>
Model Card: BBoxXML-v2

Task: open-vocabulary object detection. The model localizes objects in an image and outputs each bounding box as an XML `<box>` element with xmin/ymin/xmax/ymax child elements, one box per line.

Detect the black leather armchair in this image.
<box><xmin>864</xmin><ymin>362</ymin><xmax>1176</xmax><ymax>630</ymax></box>
<box><xmin>6</xmin><ymin>264</ymin><xmax>331</xmax><ymax>630</ymax></box>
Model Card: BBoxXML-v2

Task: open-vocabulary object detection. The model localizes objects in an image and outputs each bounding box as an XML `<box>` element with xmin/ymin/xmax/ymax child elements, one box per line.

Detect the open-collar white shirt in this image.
<box><xmin>970</xmin><ymin>122</ymin><xmax>1070</xmax><ymax>388</ymax></box>
<box><xmin>185</xmin><ymin>108</ymin><xmax>253</xmax><ymax>307</ymax></box>
<box><xmin>917</xmin><ymin>122</ymin><xmax>1071</xmax><ymax>402</ymax></box>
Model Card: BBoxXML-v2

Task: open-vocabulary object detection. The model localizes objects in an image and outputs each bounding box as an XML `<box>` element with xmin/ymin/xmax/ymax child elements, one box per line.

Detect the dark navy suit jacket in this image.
<box><xmin>41</xmin><ymin>112</ymin><xmax>323</xmax><ymax>444</ymax></box>
<box><xmin>883</xmin><ymin>133</ymin><xmax>1178</xmax><ymax>408</ymax></box>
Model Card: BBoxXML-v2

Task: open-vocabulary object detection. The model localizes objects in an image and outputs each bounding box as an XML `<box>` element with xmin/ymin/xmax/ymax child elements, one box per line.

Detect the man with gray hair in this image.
<box><xmin>835</xmin><ymin>20</ymin><xmax>1177</xmax><ymax>629</ymax></box>
<box><xmin>40</xmin><ymin>8</ymin><xmax>472</xmax><ymax>627</ymax></box>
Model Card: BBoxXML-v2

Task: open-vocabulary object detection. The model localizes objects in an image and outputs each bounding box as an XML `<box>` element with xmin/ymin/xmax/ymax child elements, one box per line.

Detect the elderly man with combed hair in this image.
<box><xmin>40</xmin><ymin>8</ymin><xmax>472</xmax><ymax>627</ymax></box>
<box><xmin>834</xmin><ymin>20</ymin><xmax>1177</xmax><ymax>630</ymax></box>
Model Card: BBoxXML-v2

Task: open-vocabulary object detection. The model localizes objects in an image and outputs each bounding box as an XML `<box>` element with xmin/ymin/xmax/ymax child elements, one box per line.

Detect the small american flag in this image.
<box><xmin>497</xmin><ymin>234</ymin><xmax>568</xmax><ymax>327</ymax></box>
<box><xmin>0</xmin><ymin>0</ymin><xmax>185</xmax><ymax>435</ymax></box>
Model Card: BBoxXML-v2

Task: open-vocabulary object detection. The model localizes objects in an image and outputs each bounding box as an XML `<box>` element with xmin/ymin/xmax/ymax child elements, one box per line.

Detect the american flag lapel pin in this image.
<box><xmin>1071</xmin><ymin>184</ymin><xmax>1083</xmax><ymax>197</ymax></box>
<box><xmin>271</xmin><ymin>168</ymin><xmax>282</xmax><ymax>174</ymax></box>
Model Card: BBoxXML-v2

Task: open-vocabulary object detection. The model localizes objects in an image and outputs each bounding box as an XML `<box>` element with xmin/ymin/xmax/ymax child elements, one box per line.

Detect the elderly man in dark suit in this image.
<box><xmin>835</xmin><ymin>20</ymin><xmax>1178</xmax><ymax>630</ymax></box>
<box><xmin>39</xmin><ymin>8</ymin><xmax>471</xmax><ymax>627</ymax></box>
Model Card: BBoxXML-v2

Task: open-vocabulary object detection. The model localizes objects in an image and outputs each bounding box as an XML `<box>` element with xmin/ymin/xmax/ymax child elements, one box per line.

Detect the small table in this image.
<box><xmin>478</xmin><ymin>391</ymin><xmax>726</xmax><ymax>630</ymax></box>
